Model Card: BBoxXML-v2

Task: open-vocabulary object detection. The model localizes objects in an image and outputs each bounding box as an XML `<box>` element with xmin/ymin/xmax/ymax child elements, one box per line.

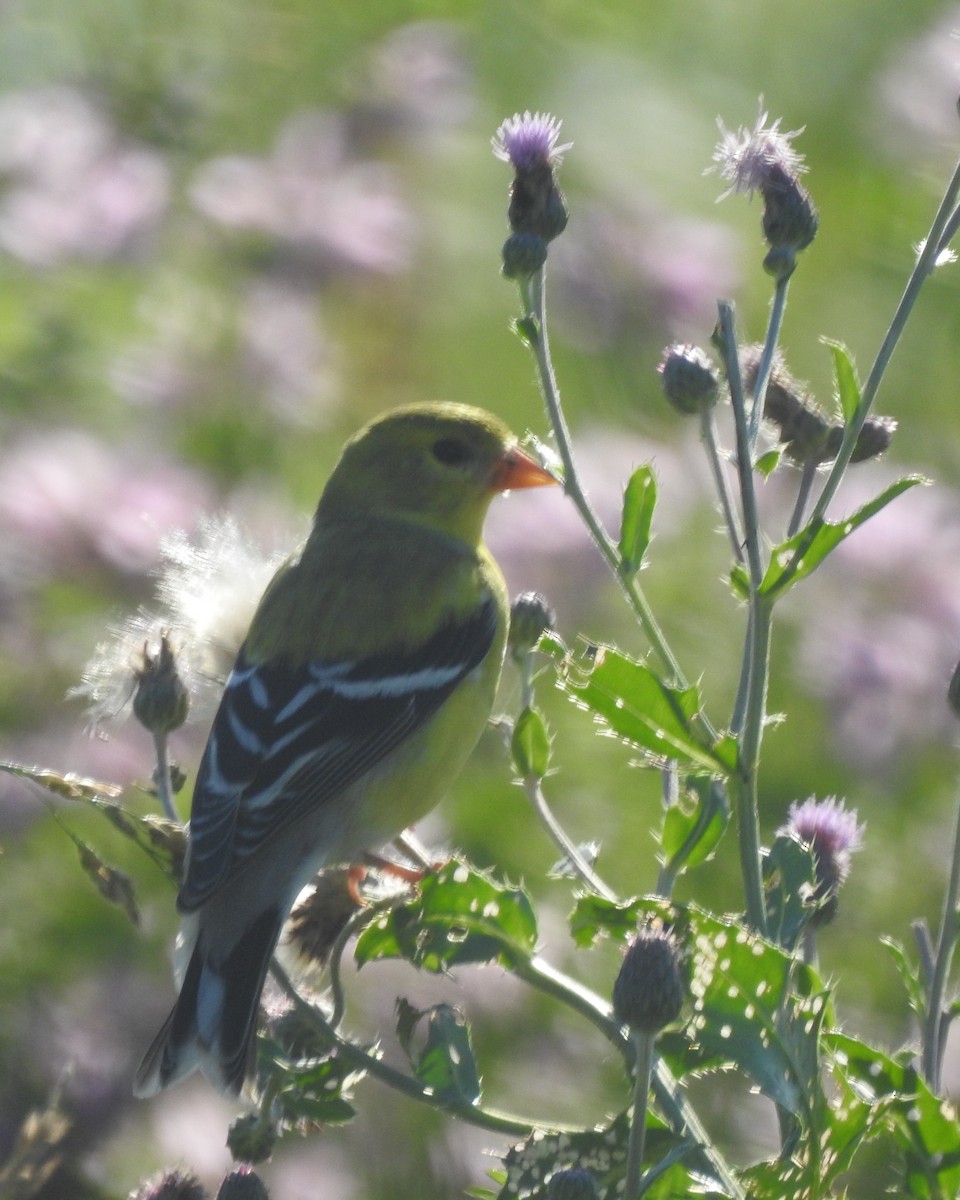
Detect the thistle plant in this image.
<box><xmin>10</xmin><ymin>100</ymin><xmax>960</xmax><ymax>1200</ymax></box>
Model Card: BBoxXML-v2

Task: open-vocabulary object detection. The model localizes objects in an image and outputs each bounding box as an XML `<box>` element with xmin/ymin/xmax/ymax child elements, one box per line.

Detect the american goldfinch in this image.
<box><xmin>134</xmin><ymin>402</ymin><xmax>556</xmax><ymax>1098</ymax></box>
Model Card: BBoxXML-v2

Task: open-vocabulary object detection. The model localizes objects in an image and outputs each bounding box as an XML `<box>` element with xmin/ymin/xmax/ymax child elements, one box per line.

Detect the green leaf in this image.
<box><xmin>259</xmin><ymin>1045</ymin><xmax>363</xmax><ymax>1131</ymax></box>
<box><xmin>684</xmin><ymin>908</ymin><xmax>827</xmax><ymax>1120</ymax></box>
<box><xmin>729</xmin><ymin>561</ymin><xmax>749</xmax><ymax>600</ymax></box>
<box><xmin>557</xmin><ymin>645</ymin><xmax>737</xmax><ymax>777</ymax></box>
<box><xmin>763</xmin><ymin>834</ymin><xmax>817</xmax><ymax>952</ymax></box>
<box><xmin>568</xmin><ymin>894</ymin><xmax>679</xmax><ymax>949</ymax></box>
<box><xmin>354</xmin><ymin>862</ymin><xmax>537</xmax><ymax>972</ymax></box>
<box><xmin>510</xmin><ymin>706</ymin><xmax>550</xmax><ymax>780</ymax></box>
<box><xmin>760</xmin><ymin>475</ymin><xmax>924</xmax><ymax>599</ymax></box>
<box><xmin>660</xmin><ymin>779</ymin><xmax>730</xmax><ymax>878</ymax></box>
<box><xmin>824</xmin><ymin>338</ymin><xmax>861</xmax><ymax>423</ymax></box>
<box><xmin>754</xmin><ymin>448</ymin><xmax>782</xmax><ymax>478</ymax></box>
<box><xmin>618</xmin><ymin>465</ymin><xmax>657</xmax><ymax>574</ymax></box>
<box><xmin>397</xmin><ymin>1001</ymin><xmax>482</xmax><ymax>1105</ymax></box>
<box><xmin>827</xmin><ymin>1032</ymin><xmax>960</xmax><ymax>1198</ymax></box>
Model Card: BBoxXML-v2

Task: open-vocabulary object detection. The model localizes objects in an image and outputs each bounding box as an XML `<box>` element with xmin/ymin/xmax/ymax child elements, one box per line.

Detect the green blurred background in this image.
<box><xmin>3</xmin><ymin>0</ymin><xmax>960</xmax><ymax>1196</ymax></box>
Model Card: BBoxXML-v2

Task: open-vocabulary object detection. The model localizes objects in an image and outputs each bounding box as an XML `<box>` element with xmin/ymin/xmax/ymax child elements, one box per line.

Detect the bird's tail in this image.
<box><xmin>133</xmin><ymin>905</ymin><xmax>284</xmax><ymax>1098</ymax></box>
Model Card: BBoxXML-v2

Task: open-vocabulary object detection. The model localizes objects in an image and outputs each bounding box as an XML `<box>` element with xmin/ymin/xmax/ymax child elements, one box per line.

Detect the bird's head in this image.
<box><xmin>318</xmin><ymin>402</ymin><xmax>557</xmax><ymax>544</ymax></box>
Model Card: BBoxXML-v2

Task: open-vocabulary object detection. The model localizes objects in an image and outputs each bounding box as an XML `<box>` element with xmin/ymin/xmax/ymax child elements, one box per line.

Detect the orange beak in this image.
<box><xmin>490</xmin><ymin>445</ymin><xmax>558</xmax><ymax>492</ymax></box>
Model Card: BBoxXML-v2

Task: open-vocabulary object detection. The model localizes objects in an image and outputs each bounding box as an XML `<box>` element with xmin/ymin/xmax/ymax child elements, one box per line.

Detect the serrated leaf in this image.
<box><xmin>881</xmin><ymin>937</ymin><xmax>926</xmax><ymax>1021</ymax></box>
<box><xmin>76</xmin><ymin>844</ymin><xmax>140</xmax><ymax>926</ymax></box>
<box><xmin>618</xmin><ymin>465</ymin><xmax>657</xmax><ymax>574</ymax></box>
<box><xmin>268</xmin><ymin>1049</ymin><xmax>362</xmax><ymax>1129</ymax></box>
<box><xmin>410</xmin><ymin>1003</ymin><xmax>481</xmax><ymax>1105</ymax></box>
<box><xmin>558</xmin><ymin>646</ymin><xmax>736</xmax><ymax>777</ymax></box>
<box><xmin>568</xmin><ymin>895</ymin><xmax>679</xmax><ymax>949</ymax></box>
<box><xmin>0</xmin><ymin>760</ymin><xmax>122</xmax><ymax>801</ymax></box>
<box><xmin>510</xmin><ymin>707</ymin><xmax>550</xmax><ymax>780</ymax></box>
<box><xmin>824</xmin><ymin>338</ymin><xmax>861</xmax><ymax>423</ymax></box>
<box><xmin>354</xmin><ymin>862</ymin><xmax>537</xmax><ymax>971</ymax></box>
<box><xmin>684</xmin><ymin>908</ymin><xmax>827</xmax><ymax>1120</ymax></box>
<box><xmin>763</xmin><ymin>834</ymin><xmax>817</xmax><ymax>952</ymax></box>
<box><xmin>827</xmin><ymin>1032</ymin><xmax>960</xmax><ymax>1198</ymax></box>
<box><xmin>760</xmin><ymin>475</ymin><xmax>924</xmax><ymax>599</ymax></box>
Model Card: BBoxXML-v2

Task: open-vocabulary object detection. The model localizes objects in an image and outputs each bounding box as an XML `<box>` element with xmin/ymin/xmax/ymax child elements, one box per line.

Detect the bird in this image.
<box><xmin>133</xmin><ymin>401</ymin><xmax>557</xmax><ymax>1097</ymax></box>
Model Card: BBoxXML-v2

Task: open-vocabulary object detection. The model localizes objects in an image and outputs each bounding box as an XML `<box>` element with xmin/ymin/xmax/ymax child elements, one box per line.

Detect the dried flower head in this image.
<box><xmin>713</xmin><ymin>107</ymin><xmax>817</xmax><ymax>256</ymax></box>
<box><xmin>713</xmin><ymin>108</ymin><xmax>807</xmax><ymax>199</ymax></box>
<box><xmin>73</xmin><ymin>515</ymin><xmax>289</xmax><ymax>733</ymax></box>
<box><xmin>492</xmin><ymin>111</ymin><xmax>571</xmax><ymax>171</ymax></box>
<box><xmin>283</xmin><ymin>868</ymin><xmax>364</xmax><ymax>970</ymax></box>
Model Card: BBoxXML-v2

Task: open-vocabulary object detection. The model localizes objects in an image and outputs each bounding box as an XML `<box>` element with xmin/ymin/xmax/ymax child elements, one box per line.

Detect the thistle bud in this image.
<box><xmin>546</xmin><ymin>1167</ymin><xmax>600</xmax><ymax>1200</ymax></box>
<box><xmin>850</xmin><ymin>414</ymin><xmax>897</xmax><ymax>463</ymax></box>
<box><xmin>501</xmin><ymin>232</ymin><xmax>549</xmax><ymax>279</ymax></box>
<box><xmin>780</xmin><ymin>797</ymin><xmax>863</xmax><ymax>927</ymax></box>
<box><xmin>133</xmin><ymin>633</ymin><xmax>189</xmax><ymax>736</ymax></box>
<box><xmin>493</xmin><ymin>112</ymin><xmax>571</xmax><ymax>244</ymax></box>
<box><xmin>130</xmin><ymin>1169</ymin><xmax>208</xmax><ymax>1200</ymax></box>
<box><xmin>612</xmin><ymin>925</ymin><xmax>683</xmax><ymax>1034</ymax></box>
<box><xmin>741</xmin><ymin>345</ymin><xmax>833</xmax><ymax>464</ymax></box>
<box><xmin>509</xmin><ymin>592</ymin><xmax>556</xmax><ymax>660</ymax></box>
<box><xmin>659</xmin><ymin>344</ymin><xmax>719</xmax><ymax>416</ymax></box>
<box><xmin>216</xmin><ymin>1169</ymin><xmax>270</xmax><ymax>1200</ymax></box>
<box><xmin>227</xmin><ymin>1113</ymin><xmax>277</xmax><ymax>1166</ymax></box>
<box><xmin>761</xmin><ymin>163</ymin><xmax>819</xmax><ymax>254</ymax></box>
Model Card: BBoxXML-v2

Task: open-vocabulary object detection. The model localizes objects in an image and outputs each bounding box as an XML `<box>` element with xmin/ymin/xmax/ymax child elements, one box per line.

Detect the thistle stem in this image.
<box><xmin>624</xmin><ymin>1030</ymin><xmax>656</xmax><ymax>1199</ymax></box>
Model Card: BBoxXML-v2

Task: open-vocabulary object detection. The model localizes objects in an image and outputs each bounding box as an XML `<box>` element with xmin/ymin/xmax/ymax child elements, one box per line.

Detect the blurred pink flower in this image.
<box><xmin>190</xmin><ymin>109</ymin><xmax>414</xmax><ymax>274</ymax></box>
<box><xmin>0</xmin><ymin>429</ymin><xmax>211</xmax><ymax>574</ymax></box>
<box><xmin>0</xmin><ymin>86</ymin><xmax>169</xmax><ymax>266</ymax></box>
<box><xmin>239</xmin><ymin>279</ymin><xmax>338</xmax><ymax>422</ymax></box>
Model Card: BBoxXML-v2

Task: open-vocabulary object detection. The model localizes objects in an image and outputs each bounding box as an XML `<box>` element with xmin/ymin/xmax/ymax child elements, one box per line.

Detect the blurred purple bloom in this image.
<box><xmin>0</xmin><ymin>86</ymin><xmax>169</xmax><ymax>267</ymax></box>
<box><xmin>492</xmin><ymin>111</ymin><xmax>571</xmax><ymax>171</ymax></box>
<box><xmin>548</xmin><ymin>201</ymin><xmax>738</xmax><ymax>349</ymax></box>
<box><xmin>713</xmin><ymin>108</ymin><xmax>806</xmax><ymax>198</ymax></box>
<box><xmin>793</xmin><ymin>475</ymin><xmax>960</xmax><ymax>766</ymax></box>
<box><xmin>190</xmin><ymin>109</ymin><xmax>414</xmax><ymax>274</ymax></box>
<box><xmin>876</xmin><ymin>7</ymin><xmax>960</xmax><ymax>158</ymax></box>
<box><xmin>366</xmin><ymin>22</ymin><xmax>474</xmax><ymax>134</ymax></box>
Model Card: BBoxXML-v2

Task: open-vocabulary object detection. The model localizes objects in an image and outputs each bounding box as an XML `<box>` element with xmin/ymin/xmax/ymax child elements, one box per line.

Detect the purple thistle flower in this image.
<box><xmin>492</xmin><ymin>111</ymin><xmax>571</xmax><ymax>171</ymax></box>
<box><xmin>712</xmin><ymin>108</ymin><xmax>807</xmax><ymax>198</ymax></box>
<box><xmin>783</xmin><ymin>796</ymin><xmax>864</xmax><ymax>894</ymax></box>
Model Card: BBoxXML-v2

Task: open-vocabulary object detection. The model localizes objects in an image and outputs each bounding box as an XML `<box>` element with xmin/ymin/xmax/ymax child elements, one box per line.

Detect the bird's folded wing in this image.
<box><xmin>178</xmin><ymin>596</ymin><xmax>498</xmax><ymax>911</ymax></box>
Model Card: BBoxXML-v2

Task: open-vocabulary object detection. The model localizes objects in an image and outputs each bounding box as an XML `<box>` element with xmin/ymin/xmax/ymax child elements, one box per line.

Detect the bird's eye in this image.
<box><xmin>431</xmin><ymin>437</ymin><xmax>473</xmax><ymax>467</ymax></box>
